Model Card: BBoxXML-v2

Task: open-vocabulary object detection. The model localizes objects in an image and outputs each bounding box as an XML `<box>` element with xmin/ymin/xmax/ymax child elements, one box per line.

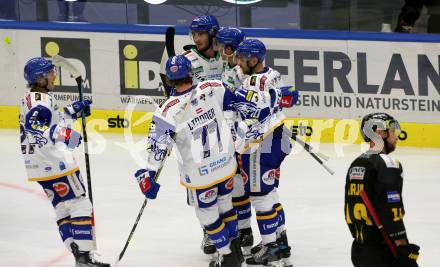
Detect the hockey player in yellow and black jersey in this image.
<box><xmin>344</xmin><ymin>113</ymin><xmax>420</xmax><ymax>267</ymax></box>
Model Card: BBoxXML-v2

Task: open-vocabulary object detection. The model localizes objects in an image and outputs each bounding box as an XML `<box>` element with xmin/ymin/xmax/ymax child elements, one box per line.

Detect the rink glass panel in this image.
<box><xmin>1</xmin><ymin>0</ymin><xmax>438</xmax><ymax>34</ymax></box>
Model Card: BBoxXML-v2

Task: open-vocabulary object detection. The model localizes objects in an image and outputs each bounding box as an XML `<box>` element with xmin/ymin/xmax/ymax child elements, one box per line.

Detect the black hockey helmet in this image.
<box><xmin>360</xmin><ymin>113</ymin><xmax>401</xmax><ymax>142</ymax></box>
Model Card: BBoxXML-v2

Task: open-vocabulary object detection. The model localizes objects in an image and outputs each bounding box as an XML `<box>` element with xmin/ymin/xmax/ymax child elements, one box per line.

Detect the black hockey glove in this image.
<box><xmin>392</xmin><ymin>243</ymin><xmax>420</xmax><ymax>267</ymax></box>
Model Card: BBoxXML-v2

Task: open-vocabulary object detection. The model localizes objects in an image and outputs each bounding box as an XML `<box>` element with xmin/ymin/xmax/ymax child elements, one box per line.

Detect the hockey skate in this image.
<box><xmin>250</xmin><ymin>241</ymin><xmax>263</xmax><ymax>255</ymax></box>
<box><xmin>71</xmin><ymin>243</ymin><xmax>110</xmax><ymax>267</ymax></box>
<box><xmin>202</xmin><ymin>229</ymin><xmax>218</xmax><ymax>258</ymax></box>
<box><xmin>246</xmin><ymin>242</ymin><xmax>282</xmax><ymax>267</ymax></box>
<box><xmin>238</xmin><ymin>228</ymin><xmax>254</xmax><ymax>257</ymax></box>
<box><xmin>277</xmin><ymin>231</ymin><xmax>293</xmax><ymax>267</ymax></box>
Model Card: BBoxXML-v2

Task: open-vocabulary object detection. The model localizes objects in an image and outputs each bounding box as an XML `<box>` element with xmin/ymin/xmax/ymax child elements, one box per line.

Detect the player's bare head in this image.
<box><xmin>166</xmin><ymin>55</ymin><xmax>193</xmax><ymax>90</ymax></box>
<box><xmin>361</xmin><ymin>113</ymin><xmax>401</xmax><ymax>154</ymax></box>
<box><xmin>24</xmin><ymin>57</ymin><xmax>57</xmax><ymax>92</ymax></box>
<box><xmin>235</xmin><ymin>39</ymin><xmax>266</xmax><ymax>75</ymax></box>
<box><xmin>190</xmin><ymin>15</ymin><xmax>219</xmax><ymax>52</ymax></box>
<box><xmin>214</xmin><ymin>27</ymin><xmax>245</xmax><ymax>60</ymax></box>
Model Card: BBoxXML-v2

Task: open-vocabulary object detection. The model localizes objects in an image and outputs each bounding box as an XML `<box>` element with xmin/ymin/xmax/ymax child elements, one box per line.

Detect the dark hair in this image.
<box><xmin>166</xmin><ymin>76</ymin><xmax>192</xmax><ymax>87</ymax></box>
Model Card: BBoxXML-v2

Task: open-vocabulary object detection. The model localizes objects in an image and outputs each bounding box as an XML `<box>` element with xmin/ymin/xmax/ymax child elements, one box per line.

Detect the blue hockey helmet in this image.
<box><xmin>216</xmin><ymin>27</ymin><xmax>245</xmax><ymax>51</ymax></box>
<box><xmin>166</xmin><ymin>55</ymin><xmax>192</xmax><ymax>80</ymax></box>
<box><xmin>190</xmin><ymin>15</ymin><xmax>219</xmax><ymax>36</ymax></box>
<box><xmin>24</xmin><ymin>57</ymin><xmax>55</xmax><ymax>84</ymax></box>
<box><xmin>235</xmin><ymin>39</ymin><xmax>266</xmax><ymax>62</ymax></box>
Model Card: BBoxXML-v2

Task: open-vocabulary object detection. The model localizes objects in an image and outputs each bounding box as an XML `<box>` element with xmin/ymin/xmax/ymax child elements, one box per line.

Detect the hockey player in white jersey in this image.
<box><xmin>19</xmin><ymin>57</ymin><xmax>109</xmax><ymax>267</ymax></box>
<box><xmin>134</xmin><ymin>55</ymin><xmax>297</xmax><ymax>267</ymax></box>
<box><xmin>215</xmin><ymin>27</ymin><xmax>247</xmax><ymax>89</ymax></box>
<box><xmin>215</xmin><ymin>26</ymin><xmax>255</xmax><ymax>256</ymax></box>
<box><xmin>186</xmin><ymin>15</ymin><xmax>224</xmax><ymax>84</ymax></box>
<box><xmin>186</xmin><ymin>15</ymin><xmax>227</xmax><ymax>256</ymax></box>
<box><xmin>235</xmin><ymin>39</ymin><xmax>298</xmax><ymax>267</ymax></box>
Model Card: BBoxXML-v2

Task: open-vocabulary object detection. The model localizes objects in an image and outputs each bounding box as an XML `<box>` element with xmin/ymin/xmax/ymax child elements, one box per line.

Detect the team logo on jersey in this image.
<box><xmin>41</xmin><ymin>37</ymin><xmax>91</xmax><ymax>93</ymax></box>
<box><xmin>200</xmin><ymin>94</ymin><xmax>206</xmax><ymax>102</ymax></box>
<box><xmin>119</xmin><ymin>40</ymin><xmax>165</xmax><ymax>96</ymax></box>
<box><xmin>53</xmin><ymin>182</ymin><xmax>70</xmax><ymax>197</ymax></box>
<box><xmin>191</xmin><ymin>98</ymin><xmax>199</xmax><ymax>106</ymax></box>
<box><xmin>198</xmin><ymin>166</ymin><xmax>209</xmax><ymax>176</ymax></box>
<box><xmin>262</xmin><ymin>169</ymin><xmax>277</xmax><ymax>185</ymax></box>
<box><xmin>34</xmin><ymin>93</ymin><xmax>41</xmax><ymax>101</ymax></box>
<box><xmin>199</xmin><ymin>189</ymin><xmax>217</xmax><ymax>204</ymax></box>
<box><xmin>250</xmin><ymin>76</ymin><xmax>257</xmax><ymax>86</ymax></box>
<box><xmin>387</xmin><ymin>191</ymin><xmax>401</xmax><ymax>203</ymax></box>
<box><xmin>349</xmin><ymin>167</ymin><xmax>366</xmax><ymax>180</ymax></box>
<box><xmin>192</xmin><ymin>66</ymin><xmax>203</xmax><ymax>73</ymax></box>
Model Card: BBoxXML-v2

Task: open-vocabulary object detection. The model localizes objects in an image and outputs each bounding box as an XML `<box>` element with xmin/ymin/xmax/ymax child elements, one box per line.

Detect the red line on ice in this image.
<box><xmin>0</xmin><ymin>182</ymin><xmax>71</xmax><ymax>266</ymax></box>
<box><xmin>35</xmin><ymin>251</ymin><xmax>71</xmax><ymax>267</ymax></box>
<box><xmin>0</xmin><ymin>182</ymin><xmax>46</xmax><ymax>199</ymax></box>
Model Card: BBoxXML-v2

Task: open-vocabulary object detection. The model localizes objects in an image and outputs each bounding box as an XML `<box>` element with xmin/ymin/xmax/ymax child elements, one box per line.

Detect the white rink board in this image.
<box><xmin>1</xmin><ymin>27</ymin><xmax>440</xmax><ymax>123</ymax></box>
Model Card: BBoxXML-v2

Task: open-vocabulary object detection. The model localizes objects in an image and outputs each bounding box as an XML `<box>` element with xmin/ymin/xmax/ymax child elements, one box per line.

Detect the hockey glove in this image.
<box><xmin>64</xmin><ymin>100</ymin><xmax>92</xmax><ymax>119</ymax></box>
<box><xmin>135</xmin><ymin>169</ymin><xmax>160</xmax><ymax>199</ymax></box>
<box><xmin>392</xmin><ymin>244</ymin><xmax>420</xmax><ymax>267</ymax></box>
<box><xmin>278</xmin><ymin>86</ymin><xmax>299</xmax><ymax>108</ymax></box>
<box><xmin>50</xmin><ymin>125</ymin><xmax>82</xmax><ymax>149</ymax></box>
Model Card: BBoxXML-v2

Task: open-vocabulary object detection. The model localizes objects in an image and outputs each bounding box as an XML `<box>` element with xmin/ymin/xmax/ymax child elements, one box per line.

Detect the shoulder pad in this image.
<box><xmin>379</xmin><ymin>154</ymin><xmax>400</xmax><ymax>169</ymax></box>
<box><xmin>28</xmin><ymin>92</ymin><xmax>51</xmax><ymax>108</ymax></box>
<box><xmin>198</xmin><ymin>80</ymin><xmax>223</xmax><ymax>90</ymax></box>
<box><xmin>160</xmin><ymin>97</ymin><xmax>181</xmax><ymax>117</ymax></box>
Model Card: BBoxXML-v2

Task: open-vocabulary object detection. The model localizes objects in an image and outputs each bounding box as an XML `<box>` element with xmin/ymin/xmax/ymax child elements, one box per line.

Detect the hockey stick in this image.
<box><xmin>159</xmin><ymin>27</ymin><xmax>176</xmax><ymax>98</ymax></box>
<box><xmin>289</xmin><ymin>130</ymin><xmax>330</xmax><ymax>161</ymax></box>
<box><xmin>290</xmin><ymin>134</ymin><xmax>330</xmax><ymax>161</ymax></box>
<box><xmin>52</xmin><ymin>55</ymin><xmax>97</xmax><ymax>243</ymax></box>
<box><xmin>359</xmin><ymin>190</ymin><xmax>398</xmax><ymax>257</ymax></box>
<box><xmin>165</xmin><ymin>26</ymin><xmax>176</xmax><ymax>58</ymax></box>
<box><xmin>116</xmin><ymin>88</ymin><xmax>197</xmax><ymax>265</ymax></box>
<box><xmin>288</xmin><ymin>127</ymin><xmax>334</xmax><ymax>175</ymax></box>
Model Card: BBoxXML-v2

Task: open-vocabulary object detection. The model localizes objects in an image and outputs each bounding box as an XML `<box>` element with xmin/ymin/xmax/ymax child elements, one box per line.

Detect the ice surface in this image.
<box><xmin>1</xmin><ymin>129</ymin><xmax>438</xmax><ymax>267</ymax></box>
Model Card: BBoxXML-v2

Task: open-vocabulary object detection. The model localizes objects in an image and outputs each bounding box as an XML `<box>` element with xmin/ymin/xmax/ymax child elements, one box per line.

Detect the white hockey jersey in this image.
<box><xmin>237</xmin><ymin>67</ymin><xmax>286</xmax><ymax>153</ymax></box>
<box><xmin>185</xmin><ymin>48</ymin><xmax>224</xmax><ymax>84</ymax></box>
<box><xmin>19</xmin><ymin>92</ymin><xmax>79</xmax><ymax>182</ymax></box>
<box><xmin>221</xmin><ymin>63</ymin><xmax>246</xmax><ymax>147</ymax></box>
<box><xmin>145</xmin><ymin>80</ymin><xmax>279</xmax><ymax>189</ymax></box>
<box><xmin>222</xmin><ymin>63</ymin><xmax>247</xmax><ymax>89</ymax></box>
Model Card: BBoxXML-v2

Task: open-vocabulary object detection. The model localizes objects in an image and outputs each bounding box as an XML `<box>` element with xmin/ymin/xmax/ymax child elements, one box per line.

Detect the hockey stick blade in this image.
<box><xmin>52</xmin><ymin>54</ymin><xmax>81</xmax><ymax>79</ymax></box>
